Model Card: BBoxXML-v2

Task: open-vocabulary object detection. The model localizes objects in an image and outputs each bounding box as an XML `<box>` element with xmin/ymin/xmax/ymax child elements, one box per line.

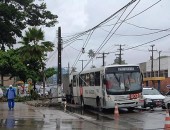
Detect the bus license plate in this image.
<box><xmin>130</xmin><ymin>94</ymin><xmax>139</xmax><ymax>99</ymax></box>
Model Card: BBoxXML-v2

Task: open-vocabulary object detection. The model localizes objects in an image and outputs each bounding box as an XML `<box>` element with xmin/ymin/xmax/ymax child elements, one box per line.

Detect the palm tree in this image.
<box><xmin>19</xmin><ymin>27</ymin><xmax>54</xmax><ymax>61</ymax></box>
<box><xmin>88</xmin><ymin>49</ymin><xmax>95</xmax><ymax>66</ymax></box>
<box><xmin>18</xmin><ymin>27</ymin><xmax>54</xmax><ymax>93</ymax></box>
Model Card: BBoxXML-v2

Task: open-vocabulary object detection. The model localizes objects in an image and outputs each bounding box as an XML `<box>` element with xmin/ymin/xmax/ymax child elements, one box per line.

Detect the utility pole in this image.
<box><xmin>96</xmin><ymin>52</ymin><xmax>109</xmax><ymax>66</ymax></box>
<box><xmin>115</xmin><ymin>44</ymin><xmax>125</xmax><ymax>64</ymax></box>
<box><xmin>149</xmin><ymin>45</ymin><xmax>157</xmax><ymax>77</ymax></box>
<box><xmin>79</xmin><ymin>60</ymin><xmax>87</xmax><ymax>70</ymax></box>
<box><xmin>57</xmin><ymin>27</ymin><xmax>62</xmax><ymax>100</ymax></box>
<box><xmin>158</xmin><ymin>51</ymin><xmax>162</xmax><ymax>77</ymax></box>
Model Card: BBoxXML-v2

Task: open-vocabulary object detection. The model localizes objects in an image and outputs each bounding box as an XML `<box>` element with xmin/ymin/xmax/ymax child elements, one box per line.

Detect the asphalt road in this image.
<box><xmin>0</xmin><ymin>102</ymin><xmax>168</xmax><ymax>130</ymax></box>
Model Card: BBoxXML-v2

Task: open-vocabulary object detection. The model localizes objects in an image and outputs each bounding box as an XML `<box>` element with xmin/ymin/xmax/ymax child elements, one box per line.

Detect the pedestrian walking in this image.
<box><xmin>6</xmin><ymin>85</ymin><xmax>16</xmax><ymax>110</ymax></box>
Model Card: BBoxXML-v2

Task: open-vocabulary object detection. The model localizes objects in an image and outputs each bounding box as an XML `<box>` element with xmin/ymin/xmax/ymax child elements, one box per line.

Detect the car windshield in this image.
<box><xmin>142</xmin><ymin>88</ymin><xmax>161</xmax><ymax>95</ymax></box>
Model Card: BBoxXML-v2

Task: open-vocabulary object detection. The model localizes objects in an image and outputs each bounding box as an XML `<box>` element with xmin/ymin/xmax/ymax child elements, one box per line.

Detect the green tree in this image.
<box><xmin>45</xmin><ymin>68</ymin><xmax>57</xmax><ymax>79</ymax></box>
<box><xmin>113</xmin><ymin>58</ymin><xmax>126</xmax><ymax>65</ymax></box>
<box><xmin>0</xmin><ymin>0</ymin><xmax>57</xmax><ymax>50</ymax></box>
<box><xmin>18</xmin><ymin>27</ymin><xmax>54</xmax><ymax>88</ymax></box>
<box><xmin>0</xmin><ymin>49</ymin><xmax>27</xmax><ymax>86</ymax></box>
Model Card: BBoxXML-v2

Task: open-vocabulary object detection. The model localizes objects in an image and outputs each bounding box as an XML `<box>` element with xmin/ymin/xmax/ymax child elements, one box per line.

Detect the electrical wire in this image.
<box><xmin>101</xmin><ymin>0</ymin><xmax>163</xmax><ymax>31</ymax></box>
<box><xmin>79</xmin><ymin>0</ymin><xmax>141</xmax><ymax>74</ymax></box>
<box><xmin>124</xmin><ymin>33</ymin><xmax>170</xmax><ymax>51</ymax></box>
<box><xmin>63</xmin><ymin>0</ymin><xmax>137</xmax><ymax>47</ymax></box>
<box><xmin>96</xmin><ymin>0</ymin><xmax>141</xmax><ymax>55</ymax></box>
<box><xmin>100</xmin><ymin>27</ymin><xmax>170</xmax><ymax>37</ymax></box>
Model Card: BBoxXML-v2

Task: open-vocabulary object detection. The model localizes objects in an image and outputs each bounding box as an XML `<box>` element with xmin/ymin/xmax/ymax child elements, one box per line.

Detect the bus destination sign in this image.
<box><xmin>118</xmin><ymin>67</ymin><xmax>135</xmax><ymax>71</ymax></box>
<box><xmin>105</xmin><ymin>66</ymin><xmax>140</xmax><ymax>73</ymax></box>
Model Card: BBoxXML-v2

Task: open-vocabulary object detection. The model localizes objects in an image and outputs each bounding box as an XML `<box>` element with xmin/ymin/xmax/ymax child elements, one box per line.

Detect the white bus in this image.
<box><xmin>70</xmin><ymin>64</ymin><xmax>143</xmax><ymax>111</ymax></box>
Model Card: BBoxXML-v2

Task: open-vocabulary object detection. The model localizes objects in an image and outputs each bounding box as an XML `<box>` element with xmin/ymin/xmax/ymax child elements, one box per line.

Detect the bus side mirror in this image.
<box><xmin>103</xmin><ymin>78</ymin><xmax>107</xmax><ymax>85</ymax></box>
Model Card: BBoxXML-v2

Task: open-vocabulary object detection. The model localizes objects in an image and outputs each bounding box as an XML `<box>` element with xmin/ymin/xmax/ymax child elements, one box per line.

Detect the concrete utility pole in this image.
<box><xmin>57</xmin><ymin>27</ymin><xmax>62</xmax><ymax>85</ymax></box>
<box><xmin>115</xmin><ymin>44</ymin><xmax>125</xmax><ymax>64</ymax></box>
<box><xmin>158</xmin><ymin>51</ymin><xmax>162</xmax><ymax>77</ymax></box>
<box><xmin>79</xmin><ymin>60</ymin><xmax>87</xmax><ymax>71</ymax></box>
<box><xmin>149</xmin><ymin>45</ymin><xmax>157</xmax><ymax>77</ymax></box>
<box><xmin>57</xmin><ymin>27</ymin><xmax>62</xmax><ymax>101</ymax></box>
<box><xmin>96</xmin><ymin>52</ymin><xmax>109</xmax><ymax>66</ymax></box>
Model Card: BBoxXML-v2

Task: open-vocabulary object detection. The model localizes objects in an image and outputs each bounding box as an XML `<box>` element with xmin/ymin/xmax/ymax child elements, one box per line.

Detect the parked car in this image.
<box><xmin>164</xmin><ymin>90</ymin><xmax>170</xmax><ymax>109</ymax></box>
<box><xmin>141</xmin><ymin>87</ymin><xmax>166</xmax><ymax>109</ymax></box>
<box><xmin>38</xmin><ymin>87</ymin><xmax>49</xmax><ymax>97</ymax></box>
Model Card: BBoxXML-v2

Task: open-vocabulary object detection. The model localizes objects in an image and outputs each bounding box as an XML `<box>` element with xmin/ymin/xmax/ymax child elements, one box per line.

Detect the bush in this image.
<box><xmin>31</xmin><ymin>91</ymin><xmax>40</xmax><ymax>100</ymax></box>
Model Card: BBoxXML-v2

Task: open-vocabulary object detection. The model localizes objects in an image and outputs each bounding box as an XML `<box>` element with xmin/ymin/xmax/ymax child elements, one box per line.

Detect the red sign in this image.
<box><xmin>129</xmin><ymin>93</ymin><xmax>139</xmax><ymax>99</ymax></box>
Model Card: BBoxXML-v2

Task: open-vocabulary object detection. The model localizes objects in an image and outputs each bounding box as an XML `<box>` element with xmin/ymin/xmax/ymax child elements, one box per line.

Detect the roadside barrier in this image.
<box><xmin>164</xmin><ymin>109</ymin><xmax>170</xmax><ymax>129</ymax></box>
<box><xmin>114</xmin><ymin>103</ymin><xmax>119</xmax><ymax>119</ymax></box>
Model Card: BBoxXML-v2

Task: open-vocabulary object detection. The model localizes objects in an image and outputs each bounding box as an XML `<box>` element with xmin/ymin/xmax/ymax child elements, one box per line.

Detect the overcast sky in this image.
<box><xmin>42</xmin><ymin>0</ymin><xmax>170</xmax><ymax>71</ymax></box>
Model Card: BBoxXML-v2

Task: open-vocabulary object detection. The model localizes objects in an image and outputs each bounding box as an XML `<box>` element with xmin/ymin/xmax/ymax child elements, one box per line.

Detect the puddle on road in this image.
<box><xmin>0</xmin><ymin>118</ymin><xmax>44</xmax><ymax>130</ymax></box>
<box><xmin>0</xmin><ymin>118</ymin><xmax>87</xmax><ymax>130</ymax></box>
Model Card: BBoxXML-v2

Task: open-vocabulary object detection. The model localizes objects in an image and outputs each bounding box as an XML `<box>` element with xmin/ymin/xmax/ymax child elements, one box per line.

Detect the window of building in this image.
<box><xmin>143</xmin><ymin>72</ymin><xmax>146</xmax><ymax>78</ymax></box>
<box><xmin>155</xmin><ymin>71</ymin><xmax>158</xmax><ymax>77</ymax></box>
<box><xmin>164</xmin><ymin>70</ymin><xmax>168</xmax><ymax>78</ymax></box>
<box><xmin>147</xmin><ymin>72</ymin><xmax>151</xmax><ymax>77</ymax></box>
<box><xmin>160</xmin><ymin>70</ymin><xmax>164</xmax><ymax>77</ymax></box>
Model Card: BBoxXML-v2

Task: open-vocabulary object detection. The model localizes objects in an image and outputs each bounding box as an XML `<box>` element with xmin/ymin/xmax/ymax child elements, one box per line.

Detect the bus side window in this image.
<box><xmin>95</xmin><ymin>71</ymin><xmax>100</xmax><ymax>86</ymax></box>
<box><xmin>90</xmin><ymin>72</ymin><xmax>95</xmax><ymax>86</ymax></box>
<box><xmin>82</xmin><ymin>74</ymin><xmax>86</xmax><ymax>86</ymax></box>
<box><xmin>85</xmin><ymin>73</ymin><xmax>90</xmax><ymax>86</ymax></box>
<box><xmin>73</xmin><ymin>75</ymin><xmax>76</xmax><ymax>87</ymax></box>
<box><xmin>79</xmin><ymin>75</ymin><xmax>83</xmax><ymax>86</ymax></box>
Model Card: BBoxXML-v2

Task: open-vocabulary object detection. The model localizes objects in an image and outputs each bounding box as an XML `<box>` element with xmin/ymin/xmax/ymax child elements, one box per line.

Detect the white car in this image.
<box><xmin>164</xmin><ymin>91</ymin><xmax>170</xmax><ymax>109</ymax></box>
<box><xmin>0</xmin><ymin>88</ymin><xmax>3</xmax><ymax>98</ymax></box>
<box><xmin>141</xmin><ymin>87</ymin><xmax>166</xmax><ymax>109</ymax></box>
<box><xmin>38</xmin><ymin>88</ymin><xmax>49</xmax><ymax>97</ymax></box>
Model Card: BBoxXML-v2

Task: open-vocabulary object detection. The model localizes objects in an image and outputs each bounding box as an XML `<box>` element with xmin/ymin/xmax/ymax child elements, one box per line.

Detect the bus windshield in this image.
<box><xmin>105</xmin><ymin>66</ymin><xmax>142</xmax><ymax>94</ymax></box>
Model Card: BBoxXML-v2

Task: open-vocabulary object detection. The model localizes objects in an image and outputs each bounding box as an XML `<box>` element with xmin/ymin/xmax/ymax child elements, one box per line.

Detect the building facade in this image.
<box><xmin>139</xmin><ymin>56</ymin><xmax>170</xmax><ymax>93</ymax></box>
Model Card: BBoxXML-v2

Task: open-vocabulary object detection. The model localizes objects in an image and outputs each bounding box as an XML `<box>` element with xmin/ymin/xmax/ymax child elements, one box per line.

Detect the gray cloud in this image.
<box><xmin>44</xmin><ymin>0</ymin><xmax>170</xmax><ymax>71</ymax></box>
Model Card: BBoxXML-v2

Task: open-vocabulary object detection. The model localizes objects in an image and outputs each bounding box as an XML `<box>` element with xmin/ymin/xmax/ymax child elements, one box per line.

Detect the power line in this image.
<box><xmin>62</xmin><ymin>0</ymin><xmax>162</xmax><ymax>49</ymax></box>
<box><xmin>101</xmin><ymin>0</ymin><xmax>163</xmax><ymax>31</ymax></box>
<box><xmin>124</xmin><ymin>33</ymin><xmax>170</xmax><ymax>51</ymax></box>
<box><xmin>100</xmin><ymin>27</ymin><xmax>170</xmax><ymax>37</ymax></box>
<box><xmin>63</xmin><ymin>0</ymin><xmax>137</xmax><ymax>47</ymax></box>
<box><xmin>80</xmin><ymin>0</ymin><xmax>140</xmax><ymax>74</ymax></box>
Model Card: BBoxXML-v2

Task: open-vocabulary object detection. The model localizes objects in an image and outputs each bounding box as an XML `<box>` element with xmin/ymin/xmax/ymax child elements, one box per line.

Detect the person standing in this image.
<box><xmin>6</xmin><ymin>85</ymin><xmax>16</xmax><ymax>110</ymax></box>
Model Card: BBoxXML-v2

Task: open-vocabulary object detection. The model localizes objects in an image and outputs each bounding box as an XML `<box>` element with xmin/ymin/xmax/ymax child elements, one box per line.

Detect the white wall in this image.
<box><xmin>146</xmin><ymin>57</ymin><xmax>170</xmax><ymax>76</ymax></box>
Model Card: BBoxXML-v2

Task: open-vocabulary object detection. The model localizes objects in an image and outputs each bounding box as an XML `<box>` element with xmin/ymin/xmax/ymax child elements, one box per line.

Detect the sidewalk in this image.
<box><xmin>0</xmin><ymin>102</ymin><xmax>82</xmax><ymax>130</ymax></box>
